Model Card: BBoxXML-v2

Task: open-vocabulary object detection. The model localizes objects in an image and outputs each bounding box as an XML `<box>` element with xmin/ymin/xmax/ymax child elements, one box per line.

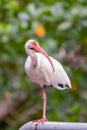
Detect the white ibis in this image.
<box><xmin>24</xmin><ymin>39</ymin><xmax>71</xmax><ymax>127</ymax></box>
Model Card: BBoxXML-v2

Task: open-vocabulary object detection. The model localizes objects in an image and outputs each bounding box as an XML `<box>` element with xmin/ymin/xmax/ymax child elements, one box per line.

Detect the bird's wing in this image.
<box><xmin>50</xmin><ymin>57</ymin><xmax>71</xmax><ymax>90</ymax></box>
<box><xmin>36</xmin><ymin>53</ymin><xmax>71</xmax><ymax>90</ymax></box>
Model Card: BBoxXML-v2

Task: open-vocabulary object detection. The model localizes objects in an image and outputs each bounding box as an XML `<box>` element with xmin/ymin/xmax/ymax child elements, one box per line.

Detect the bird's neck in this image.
<box><xmin>29</xmin><ymin>49</ymin><xmax>37</xmax><ymax>67</ymax></box>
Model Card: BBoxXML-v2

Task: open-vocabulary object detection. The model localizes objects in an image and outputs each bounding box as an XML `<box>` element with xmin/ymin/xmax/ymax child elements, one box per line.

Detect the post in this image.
<box><xmin>19</xmin><ymin>121</ymin><xmax>87</xmax><ymax>130</ymax></box>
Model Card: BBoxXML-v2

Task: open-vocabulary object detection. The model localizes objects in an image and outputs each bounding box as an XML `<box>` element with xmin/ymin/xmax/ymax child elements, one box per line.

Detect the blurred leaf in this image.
<box><xmin>0</xmin><ymin>0</ymin><xmax>87</xmax><ymax>130</ymax></box>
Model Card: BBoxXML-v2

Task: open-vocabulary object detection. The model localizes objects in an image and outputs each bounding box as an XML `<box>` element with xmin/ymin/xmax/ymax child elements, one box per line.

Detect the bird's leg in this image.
<box><xmin>41</xmin><ymin>87</ymin><xmax>48</xmax><ymax>120</ymax></box>
<box><xmin>33</xmin><ymin>87</ymin><xmax>48</xmax><ymax>130</ymax></box>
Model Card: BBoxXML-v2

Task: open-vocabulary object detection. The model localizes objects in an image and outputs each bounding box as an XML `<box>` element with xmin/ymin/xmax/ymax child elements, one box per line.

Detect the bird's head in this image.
<box><xmin>25</xmin><ymin>39</ymin><xmax>39</xmax><ymax>52</ymax></box>
<box><xmin>25</xmin><ymin>39</ymin><xmax>55</xmax><ymax>72</ymax></box>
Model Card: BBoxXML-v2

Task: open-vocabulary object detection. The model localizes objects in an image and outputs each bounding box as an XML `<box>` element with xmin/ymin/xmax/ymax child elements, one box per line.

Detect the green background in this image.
<box><xmin>0</xmin><ymin>0</ymin><xmax>87</xmax><ymax>130</ymax></box>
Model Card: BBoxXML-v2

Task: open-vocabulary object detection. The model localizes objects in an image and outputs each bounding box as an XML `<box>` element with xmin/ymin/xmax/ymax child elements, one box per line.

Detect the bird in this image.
<box><xmin>24</xmin><ymin>39</ymin><xmax>71</xmax><ymax>128</ymax></box>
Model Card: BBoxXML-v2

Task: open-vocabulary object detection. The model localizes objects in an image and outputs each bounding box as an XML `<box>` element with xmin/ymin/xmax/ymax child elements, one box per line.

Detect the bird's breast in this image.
<box><xmin>24</xmin><ymin>54</ymin><xmax>53</xmax><ymax>87</ymax></box>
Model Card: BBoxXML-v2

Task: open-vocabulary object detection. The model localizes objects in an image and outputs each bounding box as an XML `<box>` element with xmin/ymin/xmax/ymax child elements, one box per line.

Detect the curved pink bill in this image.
<box><xmin>34</xmin><ymin>44</ymin><xmax>55</xmax><ymax>72</ymax></box>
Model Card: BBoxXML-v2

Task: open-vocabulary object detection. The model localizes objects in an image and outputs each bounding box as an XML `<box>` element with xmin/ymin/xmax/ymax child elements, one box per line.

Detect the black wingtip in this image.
<box><xmin>58</xmin><ymin>83</ymin><xmax>64</xmax><ymax>88</ymax></box>
<box><xmin>66</xmin><ymin>84</ymin><xmax>70</xmax><ymax>89</ymax></box>
<box><xmin>58</xmin><ymin>83</ymin><xmax>70</xmax><ymax>89</ymax></box>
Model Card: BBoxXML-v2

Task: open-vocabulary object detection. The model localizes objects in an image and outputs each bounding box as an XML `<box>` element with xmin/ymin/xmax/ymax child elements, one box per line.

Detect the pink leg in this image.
<box><xmin>41</xmin><ymin>87</ymin><xmax>47</xmax><ymax>119</ymax></box>
<box><xmin>33</xmin><ymin>87</ymin><xmax>48</xmax><ymax>130</ymax></box>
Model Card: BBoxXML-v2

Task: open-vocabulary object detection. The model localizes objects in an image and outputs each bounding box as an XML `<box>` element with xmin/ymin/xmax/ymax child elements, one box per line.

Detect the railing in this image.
<box><xmin>19</xmin><ymin>121</ymin><xmax>87</xmax><ymax>130</ymax></box>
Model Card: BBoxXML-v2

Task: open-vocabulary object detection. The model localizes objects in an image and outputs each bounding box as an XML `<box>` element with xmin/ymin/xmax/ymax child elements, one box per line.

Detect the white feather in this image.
<box><xmin>24</xmin><ymin>53</ymin><xmax>71</xmax><ymax>90</ymax></box>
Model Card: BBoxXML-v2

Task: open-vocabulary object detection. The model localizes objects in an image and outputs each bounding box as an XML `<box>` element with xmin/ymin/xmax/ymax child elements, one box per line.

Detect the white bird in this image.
<box><xmin>24</xmin><ymin>39</ymin><xmax>71</xmax><ymax>127</ymax></box>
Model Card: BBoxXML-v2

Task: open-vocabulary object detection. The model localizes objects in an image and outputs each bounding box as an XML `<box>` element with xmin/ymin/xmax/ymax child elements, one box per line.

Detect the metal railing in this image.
<box><xmin>19</xmin><ymin>121</ymin><xmax>87</xmax><ymax>130</ymax></box>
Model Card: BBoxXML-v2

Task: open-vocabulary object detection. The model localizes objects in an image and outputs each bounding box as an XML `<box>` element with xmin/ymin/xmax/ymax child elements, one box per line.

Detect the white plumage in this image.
<box><xmin>25</xmin><ymin>52</ymin><xmax>71</xmax><ymax>90</ymax></box>
<box><xmin>25</xmin><ymin>53</ymin><xmax>71</xmax><ymax>90</ymax></box>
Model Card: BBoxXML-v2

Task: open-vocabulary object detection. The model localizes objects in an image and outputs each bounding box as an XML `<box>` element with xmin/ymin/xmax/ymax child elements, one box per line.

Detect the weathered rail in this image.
<box><xmin>19</xmin><ymin>121</ymin><xmax>87</xmax><ymax>130</ymax></box>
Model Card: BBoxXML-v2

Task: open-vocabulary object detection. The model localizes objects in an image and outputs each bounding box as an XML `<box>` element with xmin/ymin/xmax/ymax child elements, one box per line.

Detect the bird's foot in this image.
<box><xmin>33</xmin><ymin>118</ymin><xmax>48</xmax><ymax>130</ymax></box>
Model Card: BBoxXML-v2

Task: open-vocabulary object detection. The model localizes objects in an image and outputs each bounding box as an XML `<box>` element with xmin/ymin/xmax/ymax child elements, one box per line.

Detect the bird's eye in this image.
<box><xmin>30</xmin><ymin>47</ymin><xmax>34</xmax><ymax>50</ymax></box>
<box><xmin>58</xmin><ymin>83</ymin><xmax>64</xmax><ymax>88</ymax></box>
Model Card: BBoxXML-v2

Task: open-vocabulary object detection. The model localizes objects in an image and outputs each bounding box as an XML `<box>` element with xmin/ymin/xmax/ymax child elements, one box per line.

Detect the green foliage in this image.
<box><xmin>0</xmin><ymin>0</ymin><xmax>87</xmax><ymax>130</ymax></box>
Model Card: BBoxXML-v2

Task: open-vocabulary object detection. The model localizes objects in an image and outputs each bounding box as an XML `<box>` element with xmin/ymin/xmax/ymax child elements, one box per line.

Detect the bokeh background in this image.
<box><xmin>0</xmin><ymin>0</ymin><xmax>87</xmax><ymax>130</ymax></box>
